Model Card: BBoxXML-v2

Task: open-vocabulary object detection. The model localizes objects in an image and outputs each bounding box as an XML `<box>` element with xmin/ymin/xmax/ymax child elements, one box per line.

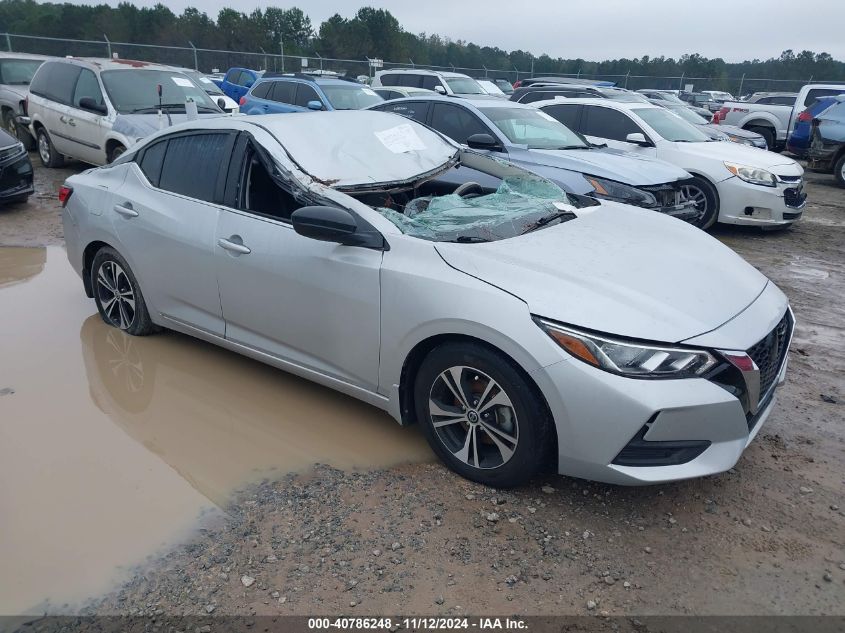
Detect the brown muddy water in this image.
<box><xmin>0</xmin><ymin>246</ymin><xmax>432</xmax><ymax>615</ymax></box>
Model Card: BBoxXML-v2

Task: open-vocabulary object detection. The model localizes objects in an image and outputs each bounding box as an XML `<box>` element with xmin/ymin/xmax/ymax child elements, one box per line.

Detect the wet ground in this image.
<box><xmin>0</xmin><ymin>156</ymin><xmax>843</xmax><ymax>617</ymax></box>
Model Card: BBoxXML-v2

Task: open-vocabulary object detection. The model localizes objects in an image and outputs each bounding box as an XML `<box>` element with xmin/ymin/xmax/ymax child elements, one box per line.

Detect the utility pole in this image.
<box><xmin>189</xmin><ymin>41</ymin><xmax>198</xmax><ymax>70</ymax></box>
<box><xmin>280</xmin><ymin>40</ymin><xmax>284</xmax><ymax>73</ymax></box>
<box><xmin>103</xmin><ymin>33</ymin><xmax>111</xmax><ymax>58</ymax></box>
<box><xmin>737</xmin><ymin>73</ymin><xmax>745</xmax><ymax>98</ymax></box>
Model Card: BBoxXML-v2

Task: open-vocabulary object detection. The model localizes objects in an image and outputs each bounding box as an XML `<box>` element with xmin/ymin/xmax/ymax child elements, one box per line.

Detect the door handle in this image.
<box><xmin>113</xmin><ymin>203</ymin><xmax>138</xmax><ymax>218</ymax></box>
<box><xmin>217</xmin><ymin>237</ymin><xmax>251</xmax><ymax>255</ymax></box>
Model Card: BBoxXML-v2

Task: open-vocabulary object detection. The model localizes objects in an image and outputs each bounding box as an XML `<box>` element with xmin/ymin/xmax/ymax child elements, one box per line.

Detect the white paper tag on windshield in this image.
<box><xmin>375</xmin><ymin>124</ymin><xmax>427</xmax><ymax>153</ymax></box>
<box><xmin>172</xmin><ymin>76</ymin><xmax>194</xmax><ymax>88</ymax></box>
<box><xmin>362</xmin><ymin>88</ymin><xmax>377</xmax><ymax>96</ymax></box>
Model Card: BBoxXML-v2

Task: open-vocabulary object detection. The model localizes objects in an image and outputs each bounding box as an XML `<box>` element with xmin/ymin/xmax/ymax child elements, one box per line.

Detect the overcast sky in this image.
<box><xmin>82</xmin><ymin>0</ymin><xmax>845</xmax><ymax>63</ymax></box>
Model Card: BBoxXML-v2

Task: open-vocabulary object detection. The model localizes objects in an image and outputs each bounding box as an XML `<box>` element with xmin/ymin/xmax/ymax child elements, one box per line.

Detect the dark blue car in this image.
<box><xmin>219</xmin><ymin>67</ymin><xmax>264</xmax><ymax>102</ymax></box>
<box><xmin>787</xmin><ymin>95</ymin><xmax>840</xmax><ymax>157</ymax></box>
<box><xmin>806</xmin><ymin>96</ymin><xmax>845</xmax><ymax>187</ymax></box>
<box><xmin>240</xmin><ymin>75</ymin><xmax>383</xmax><ymax>115</ymax></box>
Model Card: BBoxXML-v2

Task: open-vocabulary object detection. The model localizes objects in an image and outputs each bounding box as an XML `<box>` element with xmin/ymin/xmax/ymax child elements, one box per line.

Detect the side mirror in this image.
<box><xmin>434</xmin><ymin>85</ymin><xmax>447</xmax><ymax>95</ymax></box>
<box><xmin>291</xmin><ymin>206</ymin><xmax>385</xmax><ymax>249</ymax></box>
<box><xmin>216</xmin><ymin>97</ymin><xmax>227</xmax><ymax>111</ymax></box>
<box><xmin>625</xmin><ymin>132</ymin><xmax>651</xmax><ymax>146</ymax></box>
<box><xmin>79</xmin><ymin>97</ymin><xmax>107</xmax><ymax>115</ymax></box>
<box><xmin>466</xmin><ymin>133</ymin><xmax>502</xmax><ymax>151</ymax></box>
<box><xmin>306</xmin><ymin>100</ymin><xmax>323</xmax><ymax>111</ymax></box>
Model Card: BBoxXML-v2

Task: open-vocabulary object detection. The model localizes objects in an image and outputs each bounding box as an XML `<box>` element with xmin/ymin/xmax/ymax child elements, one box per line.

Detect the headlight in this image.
<box><xmin>535</xmin><ymin>318</ymin><xmax>718</xmax><ymax>379</ymax></box>
<box><xmin>724</xmin><ymin>162</ymin><xmax>776</xmax><ymax>187</ymax></box>
<box><xmin>585</xmin><ymin>176</ymin><xmax>658</xmax><ymax>208</ymax></box>
<box><xmin>727</xmin><ymin>135</ymin><xmax>754</xmax><ymax>147</ymax></box>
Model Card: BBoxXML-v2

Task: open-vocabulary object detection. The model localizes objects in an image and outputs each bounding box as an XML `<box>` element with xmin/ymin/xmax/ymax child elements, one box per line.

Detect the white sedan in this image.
<box><xmin>534</xmin><ymin>98</ymin><xmax>806</xmax><ymax>229</ymax></box>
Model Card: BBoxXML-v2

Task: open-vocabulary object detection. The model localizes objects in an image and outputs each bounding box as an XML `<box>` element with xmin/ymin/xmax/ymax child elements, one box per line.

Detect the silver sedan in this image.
<box><xmin>61</xmin><ymin>111</ymin><xmax>793</xmax><ymax>487</ymax></box>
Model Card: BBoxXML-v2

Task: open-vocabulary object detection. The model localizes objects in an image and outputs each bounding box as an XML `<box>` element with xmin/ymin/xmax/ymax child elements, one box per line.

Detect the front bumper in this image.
<box><xmin>716</xmin><ymin>174</ymin><xmax>806</xmax><ymax>226</ymax></box>
<box><xmin>640</xmin><ymin>181</ymin><xmax>700</xmax><ymax>223</ymax></box>
<box><xmin>530</xmin><ymin>292</ymin><xmax>792</xmax><ymax>485</ymax></box>
<box><xmin>0</xmin><ymin>146</ymin><xmax>34</xmax><ymax>202</ymax></box>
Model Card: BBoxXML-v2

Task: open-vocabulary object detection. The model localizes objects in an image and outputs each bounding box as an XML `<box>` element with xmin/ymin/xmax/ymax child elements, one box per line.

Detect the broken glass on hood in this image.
<box><xmin>378</xmin><ymin>173</ymin><xmax>573</xmax><ymax>242</ymax></box>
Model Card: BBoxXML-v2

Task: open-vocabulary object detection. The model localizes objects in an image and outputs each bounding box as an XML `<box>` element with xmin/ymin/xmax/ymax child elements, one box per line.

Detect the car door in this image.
<box><xmin>428</xmin><ymin>102</ymin><xmax>497</xmax><ymax>146</ymax></box>
<box><xmin>213</xmin><ymin>132</ymin><xmax>382</xmax><ymax>390</ymax></box>
<box><xmin>110</xmin><ymin>131</ymin><xmax>235</xmax><ymax>336</ymax></box>
<box><xmin>63</xmin><ymin>68</ymin><xmax>107</xmax><ymax>165</ymax></box>
<box><xmin>266</xmin><ymin>81</ymin><xmax>299</xmax><ymax>113</ymax></box>
<box><xmin>32</xmin><ymin>61</ymin><xmax>81</xmax><ymax>158</ymax></box>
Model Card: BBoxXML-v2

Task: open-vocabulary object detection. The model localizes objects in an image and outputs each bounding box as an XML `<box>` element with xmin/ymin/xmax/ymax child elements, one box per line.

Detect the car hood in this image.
<box><xmin>671</xmin><ymin>140</ymin><xmax>802</xmax><ymax>173</ymax></box>
<box><xmin>434</xmin><ymin>201</ymin><xmax>768</xmax><ymax>343</ymax></box>
<box><xmin>512</xmin><ymin>146</ymin><xmax>690</xmax><ymax>186</ymax></box>
<box><xmin>712</xmin><ymin>124</ymin><xmax>761</xmax><ymax>140</ymax></box>
<box><xmin>112</xmin><ymin>112</ymin><xmax>225</xmax><ymax>141</ymax></box>
<box><xmin>2</xmin><ymin>85</ymin><xmax>28</xmax><ymax>100</ymax></box>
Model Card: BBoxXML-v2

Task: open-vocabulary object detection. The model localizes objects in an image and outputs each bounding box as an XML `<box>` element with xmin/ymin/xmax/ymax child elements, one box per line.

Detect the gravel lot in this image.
<box><xmin>2</xmin><ymin>156</ymin><xmax>843</xmax><ymax>618</ymax></box>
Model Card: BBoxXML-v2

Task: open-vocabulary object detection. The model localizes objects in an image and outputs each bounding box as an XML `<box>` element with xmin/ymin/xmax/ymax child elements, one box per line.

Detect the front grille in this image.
<box><xmin>0</xmin><ymin>143</ymin><xmax>24</xmax><ymax>163</ymax></box>
<box><xmin>747</xmin><ymin>310</ymin><xmax>793</xmax><ymax>403</ymax></box>
<box><xmin>777</xmin><ymin>175</ymin><xmax>802</xmax><ymax>184</ymax></box>
<box><xmin>784</xmin><ymin>186</ymin><xmax>806</xmax><ymax>209</ymax></box>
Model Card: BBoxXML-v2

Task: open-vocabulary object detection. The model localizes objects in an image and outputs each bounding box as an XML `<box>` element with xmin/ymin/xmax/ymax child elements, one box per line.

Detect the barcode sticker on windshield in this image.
<box><xmin>375</xmin><ymin>124</ymin><xmax>427</xmax><ymax>153</ymax></box>
<box><xmin>171</xmin><ymin>77</ymin><xmax>194</xmax><ymax>88</ymax></box>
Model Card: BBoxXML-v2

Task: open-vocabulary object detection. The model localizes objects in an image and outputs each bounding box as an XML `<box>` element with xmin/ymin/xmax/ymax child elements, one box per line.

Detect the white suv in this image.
<box><xmin>372</xmin><ymin>69</ymin><xmax>488</xmax><ymax>97</ymax></box>
<box><xmin>28</xmin><ymin>58</ymin><xmax>224</xmax><ymax>167</ymax></box>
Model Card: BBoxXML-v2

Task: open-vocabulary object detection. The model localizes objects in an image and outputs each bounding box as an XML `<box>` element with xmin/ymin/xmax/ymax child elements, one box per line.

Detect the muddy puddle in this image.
<box><xmin>0</xmin><ymin>247</ymin><xmax>432</xmax><ymax>615</ymax></box>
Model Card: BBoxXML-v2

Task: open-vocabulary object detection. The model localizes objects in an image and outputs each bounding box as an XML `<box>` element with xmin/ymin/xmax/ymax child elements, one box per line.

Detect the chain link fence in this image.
<box><xmin>3</xmin><ymin>32</ymin><xmax>838</xmax><ymax>96</ymax></box>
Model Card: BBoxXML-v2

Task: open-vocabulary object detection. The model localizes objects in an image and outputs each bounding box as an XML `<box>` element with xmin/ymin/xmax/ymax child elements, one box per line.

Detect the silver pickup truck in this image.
<box><xmin>0</xmin><ymin>52</ymin><xmax>47</xmax><ymax>150</ymax></box>
<box><xmin>713</xmin><ymin>83</ymin><xmax>845</xmax><ymax>151</ymax></box>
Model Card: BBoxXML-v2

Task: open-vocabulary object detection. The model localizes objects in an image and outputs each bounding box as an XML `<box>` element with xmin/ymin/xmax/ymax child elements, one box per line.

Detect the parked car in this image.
<box><xmin>787</xmin><ymin>96</ymin><xmax>841</xmax><ymax>157</ymax></box>
<box><xmin>172</xmin><ymin>68</ymin><xmax>239</xmax><ymax>113</ymax></box>
<box><xmin>512</xmin><ymin>76</ymin><xmax>615</xmax><ymax>89</ymax></box>
<box><xmin>27</xmin><ymin>58</ymin><xmax>225</xmax><ymax>167</ymax></box>
<box><xmin>370</xmin><ymin>96</ymin><xmax>698</xmax><ymax>223</ymax></box>
<box><xmin>241</xmin><ymin>75</ymin><xmax>383</xmax><ymax>114</ymax></box>
<box><xmin>0</xmin><ymin>52</ymin><xmax>47</xmax><ymax>149</ymax></box>
<box><xmin>742</xmin><ymin>92</ymin><xmax>798</xmax><ymax>105</ymax></box>
<box><xmin>60</xmin><ymin>110</ymin><xmax>794</xmax><ymax>487</ymax></box>
<box><xmin>806</xmin><ymin>96</ymin><xmax>845</xmax><ymax>187</ymax></box>
<box><xmin>0</xmin><ymin>126</ymin><xmax>34</xmax><ymax>204</ymax></box>
<box><xmin>712</xmin><ymin>84</ymin><xmax>845</xmax><ymax>151</ymax></box>
<box><xmin>637</xmin><ymin>89</ymin><xmax>714</xmax><ymax>119</ymax></box>
<box><xmin>373</xmin><ymin>69</ymin><xmax>491</xmax><ymax>97</ymax></box>
<box><xmin>535</xmin><ymin>98</ymin><xmax>806</xmax><ymax>229</ymax></box>
<box><xmin>655</xmin><ymin>102</ymin><xmax>767</xmax><ymax>148</ymax></box>
<box><xmin>512</xmin><ymin>84</ymin><xmax>649</xmax><ymax>105</ymax></box>
<box><xmin>476</xmin><ymin>79</ymin><xmax>508</xmax><ymax>98</ymax></box>
<box><xmin>219</xmin><ymin>67</ymin><xmax>264</xmax><ymax>101</ymax></box>
<box><xmin>679</xmin><ymin>92</ymin><xmax>721</xmax><ymax>113</ymax></box>
<box><xmin>493</xmin><ymin>78</ymin><xmax>514</xmax><ymax>95</ymax></box>
<box><xmin>701</xmin><ymin>90</ymin><xmax>734</xmax><ymax>102</ymax></box>
<box><xmin>373</xmin><ymin>86</ymin><xmax>436</xmax><ymax>101</ymax></box>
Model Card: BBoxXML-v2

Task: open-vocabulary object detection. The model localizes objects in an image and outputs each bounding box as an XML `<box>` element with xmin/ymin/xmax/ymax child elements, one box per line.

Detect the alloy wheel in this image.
<box><xmin>96</xmin><ymin>260</ymin><xmax>136</xmax><ymax>330</ymax></box>
<box><xmin>428</xmin><ymin>366</ymin><xmax>519</xmax><ymax>469</ymax></box>
<box><xmin>680</xmin><ymin>184</ymin><xmax>708</xmax><ymax>223</ymax></box>
<box><xmin>38</xmin><ymin>133</ymin><xmax>51</xmax><ymax>165</ymax></box>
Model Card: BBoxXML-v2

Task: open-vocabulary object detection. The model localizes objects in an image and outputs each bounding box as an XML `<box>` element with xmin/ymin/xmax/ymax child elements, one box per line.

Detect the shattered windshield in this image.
<box><xmin>376</xmin><ymin>173</ymin><xmax>574</xmax><ymax>242</ymax></box>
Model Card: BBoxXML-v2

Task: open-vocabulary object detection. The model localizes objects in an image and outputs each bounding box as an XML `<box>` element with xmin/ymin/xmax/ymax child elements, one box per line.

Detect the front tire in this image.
<box><xmin>834</xmin><ymin>154</ymin><xmax>845</xmax><ymax>188</ymax></box>
<box><xmin>414</xmin><ymin>342</ymin><xmax>553</xmax><ymax>488</ymax></box>
<box><xmin>108</xmin><ymin>144</ymin><xmax>126</xmax><ymax>163</ymax></box>
<box><xmin>748</xmin><ymin>126</ymin><xmax>775</xmax><ymax>152</ymax></box>
<box><xmin>680</xmin><ymin>176</ymin><xmax>720</xmax><ymax>229</ymax></box>
<box><xmin>36</xmin><ymin>127</ymin><xmax>64</xmax><ymax>168</ymax></box>
<box><xmin>91</xmin><ymin>247</ymin><xmax>156</xmax><ymax>336</ymax></box>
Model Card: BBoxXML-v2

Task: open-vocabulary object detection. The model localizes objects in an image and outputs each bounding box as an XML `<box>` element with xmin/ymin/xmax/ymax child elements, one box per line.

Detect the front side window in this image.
<box><xmin>320</xmin><ymin>84</ymin><xmax>383</xmax><ymax>110</ymax></box>
<box><xmin>421</xmin><ymin>75</ymin><xmax>443</xmax><ymax>91</ymax></box>
<box><xmin>631</xmin><ymin>107</ymin><xmax>711</xmax><ymax>142</ymax></box>
<box><xmin>582</xmin><ymin>106</ymin><xmax>642</xmax><ymax>141</ymax></box>
<box><xmin>479</xmin><ymin>107</ymin><xmax>588</xmax><ymax>149</ymax></box>
<box><xmin>294</xmin><ymin>83</ymin><xmax>321</xmax><ymax>108</ymax></box>
<box><xmin>239</xmin><ymin>143</ymin><xmax>303</xmax><ymax>222</ymax></box>
<box><xmin>157</xmin><ymin>133</ymin><xmax>230</xmax><ymax>202</ymax></box>
<box><xmin>540</xmin><ymin>103</ymin><xmax>583</xmax><ymax>131</ymax></box>
<box><xmin>100</xmin><ymin>70</ymin><xmax>219</xmax><ymax>114</ymax></box>
<box><xmin>72</xmin><ymin>69</ymin><xmax>105</xmax><ymax>111</ymax></box>
<box><xmin>378</xmin><ymin>74</ymin><xmax>400</xmax><ymax>86</ymax></box>
<box><xmin>430</xmin><ymin>103</ymin><xmax>491</xmax><ymax>144</ymax></box>
<box><xmin>0</xmin><ymin>59</ymin><xmax>43</xmax><ymax>85</ymax></box>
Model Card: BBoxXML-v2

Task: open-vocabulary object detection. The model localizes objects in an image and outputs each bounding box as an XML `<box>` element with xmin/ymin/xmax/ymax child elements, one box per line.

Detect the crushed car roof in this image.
<box><xmin>245</xmin><ymin>111</ymin><xmax>459</xmax><ymax>188</ymax></box>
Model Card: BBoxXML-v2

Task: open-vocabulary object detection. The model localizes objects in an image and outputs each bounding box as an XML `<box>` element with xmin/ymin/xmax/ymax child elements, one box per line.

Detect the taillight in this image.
<box><xmin>797</xmin><ymin>110</ymin><xmax>813</xmax><ymax>122</ymax></box>
<box><xmin>239</xmin><ymin>96</ymin><xmax>247</xmax><ymax>106</ymax></box>
<box><xmin>713</xmin><ymin>106</ymin><xmax>729</xmax><ymax>124</ymax></box>
<box><xmin>513</xmin><ymin>80</ymin><xmax>522</xmax><ymax>88</ymax></box>
<box><xmin>22</xmin><ymin>96</ymin><xmax>28</xmax><ymax>116</ymax></box>
<box><xmin>58</xmin><ymin>185</ymin><xmax>73</xmax><ymax>207</ymax></box>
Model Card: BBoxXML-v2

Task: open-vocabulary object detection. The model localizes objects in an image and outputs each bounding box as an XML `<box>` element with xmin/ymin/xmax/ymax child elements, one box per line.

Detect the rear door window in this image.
<box><xmin>378</xmin><ymin>74</ymin><xmax>399</xmax><ymax>86</ymax></box>
<box><xmin>430</xmin><ymin>103</ymin><xmax>491</xmax><ymax>144</ymax></box>
<box><xmin>250</xmin><ymin>81</ymin><xmax>271</xmax><ymax>99</ymax></box>
<box><xmin>30</xmin><ymin>61</ymin><xmax>81</xmax><ymax>105</ymax></box>
<box><xmin>269</xmin><ymin>81</ymin><xmax>296</xmax><ymax>105</ymax></box>
<box><xmin>158</xmin><ymin>133</ymin><xmax>232</xmax><ymax>202</ymax></box>
<box><xmin>138</xmin><ymin>140</ymin><xmax>167</xmax><ymax>187</ymax></box>
<box><xmin>582</xmin><ymin>106</ymin><xmax>641</xmax><ymax>141</ymax></box>
<box><xmin>804</xmin><ymin>89</ymin><xmax>843</xmax><ymax>107</ymax></box>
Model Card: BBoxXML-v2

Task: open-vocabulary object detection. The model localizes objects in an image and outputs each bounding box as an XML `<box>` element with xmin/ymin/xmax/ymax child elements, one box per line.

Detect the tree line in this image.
<box><xmin>2</xmin><ymin>0</ymin><xmax>843</xmax><ymax>84</ymax></box>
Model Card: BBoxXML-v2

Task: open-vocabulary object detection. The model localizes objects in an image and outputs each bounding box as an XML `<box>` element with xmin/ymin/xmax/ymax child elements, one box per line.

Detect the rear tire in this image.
<box><xmin>91</xmin><ymin>247</ymin><xmax>156</xmax><ymax>336</ymax></box>
<box><xmin>414</xmin><ymin>342</ymin><xmax>553</xmax><ymax>488</ymax></box>
<box><xmin>36</xmin><ymin>127</ymin><xmax>64</xmax><ymax>168</ymax></box>
<box><xmin>834</xmin><ymin>154</ymin><xmax>845</xmax><ymax>188</ymax></box>
<box><xmin>680</xmin><ymin>176</ymin><xmax>720</xmax><ymax>229</ymax></box>
<box><xmin>748</xmin><ymin>126</ymin><xmax>775</xmax><ymax>152</ymax></box>
<box><xmin>2</xmin><ymin>110</ymin><xmax>35</xmax><ymax>151</ymax></box>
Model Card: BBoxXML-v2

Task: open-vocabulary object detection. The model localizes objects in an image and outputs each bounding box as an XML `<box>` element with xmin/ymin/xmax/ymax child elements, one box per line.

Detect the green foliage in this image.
<box><xmin>1</xmin><ymin>0</ymin><xmax>842</xmax><ymax>83</ymax></box>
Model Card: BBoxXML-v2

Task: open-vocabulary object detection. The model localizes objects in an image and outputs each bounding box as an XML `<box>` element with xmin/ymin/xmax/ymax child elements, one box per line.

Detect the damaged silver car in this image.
<box><xmin>61</xmin><ymin>111</ymin><xmax>793</xmax><ymax>487</ymax></box>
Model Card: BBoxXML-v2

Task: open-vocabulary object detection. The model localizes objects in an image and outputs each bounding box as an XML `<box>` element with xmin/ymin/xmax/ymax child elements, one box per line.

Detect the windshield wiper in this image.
<box><xmin>129</xmin><ymin>104</ymin><xmax>187</xmax><ymax>113</ymax></box>
<box><xmin>532</xmin><ymin>145</ymin><xmax>591</xmax><ymax>150</ymax></box>
<box><xmin>520</xmin><ymin>210</ymin><xmax>576</xmax><ymax>235</ymax></box>
<box><xmin>451</xmin><ymin>235</ymin><xmax>490</xmax><ymax>243</ymax></box>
